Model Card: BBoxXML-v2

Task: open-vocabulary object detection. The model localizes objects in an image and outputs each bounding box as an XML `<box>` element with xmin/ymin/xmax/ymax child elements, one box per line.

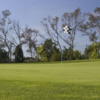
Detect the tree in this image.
<box><xmin>41</xmin><ymin>16</ymin><xmax>62</xmax><ymax>51</ymax></box>
<box><xmin>37</xmin><ymin>39</ymin><xmax>60</xmax><ymax>62</ymax></box>
<box><xmin>23</xmin><ymin>26</ymin><xmax>38</xmax><ymax>58</ymax></box>
<box><xmin>62</xmin><ymin>47</ymin><xmax>82</xmax><ymax>60</ymax></box>
<box><xmin>41</xmin><ymin>16</ymin><xmax>62</xmax><ymax>62</ymax></box>
<box><xmin>41</xmin><ymin>8</ymin><xmax>87</xmax><ymax>60</ymax></box>
<box><xmin>0</xmin><ymin>10</ymin><xmax>14</xmax><ymax>62</ymax></box>
<box><xmin>12</xmin><ymin>20</ymin><xmax>24</xmax><ymax>46</ymax></box>
<box><xmin>89</xmin><ymin>49</ymin><xmax>98</xmax><ymax>59</ymax></box>
<box><xmin>62</xmin><ymin>8</ymin><xmax>87</xmax><ymax>60</ymax></box>
<box><xmin>50</xmin><ymin>52</ymin><xmax>60</xmax><ymax>61</ymax></box>
<box><xmin>0</xmin><ymin>49</ymin><xmax>8</xmax><ymax>63</ymax></box>
<box><xmin>0</xmin><ymin>38</ymin><xmax>5</xmax><ymax>49</ymax></box>
<box><xmin>43</xmin><ymin>39</ymin><xmax>60</xmax><ymax>61</ymax></box>
<box><xmin>73</xmin><ymin>50</ymin><xmax>82</xmax><ymax>60</ymax></box>
<box><xmin>62</xmin><ymin>47</ymin><xmax>71</xmax><ymax>60</ymax></box>
<box><xmin>84</xmin><ymin>43</ymin><xmax>95</xmax><ymax>59</ymax></box>
<box><xmin>80</xmin><ymin>7</ymin><xmax>100</xmax><ymax>43</ymax></box>
<box><xmin>37</xmin><ymin>45</ymin><xmax>48</xmax><ymax>62</ymax></box>
<box><xmin>80</xmin><ymin>7</ymin><xmax>100</xmax><ymax>59</ymax></box>
<box><xmin>96</xmin><ymin>42</ymin><xmax>100</xmax><ymax>58</ymax></box>
<box><xmin>84</xmin><ymin>42</ymin><xmax>100</xmax><ymax>59</ymax></box>
<box><xmin>14</xmin><ymin>45</ymin><xmax>24</xmax><ymax>63</ymax></box>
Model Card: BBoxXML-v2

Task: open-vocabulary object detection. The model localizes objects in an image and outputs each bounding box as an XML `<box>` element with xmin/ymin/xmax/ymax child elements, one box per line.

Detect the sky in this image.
<box><xmin>0</xmin><ymin>0</ymin><xmax>100</xmax><ymax>56</ymax></box>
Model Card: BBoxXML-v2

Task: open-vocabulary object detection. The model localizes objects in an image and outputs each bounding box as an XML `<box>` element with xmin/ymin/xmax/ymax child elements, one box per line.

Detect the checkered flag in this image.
<box><xmin>63</xmin><ymin>25</ymin><xmax>72</xmax><ymax>34</ymax></box>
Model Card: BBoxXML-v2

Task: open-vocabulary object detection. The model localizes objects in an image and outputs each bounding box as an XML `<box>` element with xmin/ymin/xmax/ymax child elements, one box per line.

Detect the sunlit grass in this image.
<box><xmin>0</xmin><ymin>60</ymin><xmax>100</xmax><ymax>100</ymax></box>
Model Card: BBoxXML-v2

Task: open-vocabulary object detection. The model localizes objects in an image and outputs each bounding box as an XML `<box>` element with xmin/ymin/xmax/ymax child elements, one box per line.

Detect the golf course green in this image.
<box><xmin>0</xmin><ymin>60</ymin><xmax>100</xmax><ymax>100</ymax></box>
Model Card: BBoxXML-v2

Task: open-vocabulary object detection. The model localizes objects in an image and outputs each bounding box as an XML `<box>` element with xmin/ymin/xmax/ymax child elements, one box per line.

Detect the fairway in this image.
<box><xmin>0</xmin><ymin>60</ymin><xmax>100</xmax><ymax>100</ymax></box>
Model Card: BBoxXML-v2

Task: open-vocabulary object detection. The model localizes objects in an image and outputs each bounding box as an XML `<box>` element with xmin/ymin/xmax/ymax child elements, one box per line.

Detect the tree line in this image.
<box><xmin>0</xmin><ymin>7</ymin><xmax>100</xmax><ymax>63</ymax></box>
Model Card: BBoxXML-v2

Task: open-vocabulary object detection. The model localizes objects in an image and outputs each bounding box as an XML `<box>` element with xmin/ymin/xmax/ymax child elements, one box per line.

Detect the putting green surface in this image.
<box><xmin>0</xmin><ymin>60</ymin><xmax>100</xmax><ymax>100</ymax></box>
<box><xmin>0</xmin><ymin>60</ymin><xmax>100</xmax><ymax>84</ymax></box>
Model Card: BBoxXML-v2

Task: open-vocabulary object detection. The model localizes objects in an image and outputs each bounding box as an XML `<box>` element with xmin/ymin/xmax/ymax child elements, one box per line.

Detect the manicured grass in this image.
<box><xmin>0</xmin><ymin>60</ymin><xmax>100</xmax><ymax>100</ymax></box>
